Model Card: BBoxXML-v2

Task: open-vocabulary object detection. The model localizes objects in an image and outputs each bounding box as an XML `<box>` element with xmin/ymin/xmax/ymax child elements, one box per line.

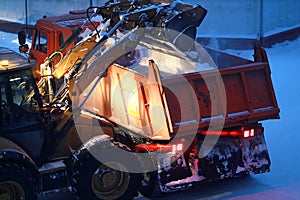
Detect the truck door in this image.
<box><xmin>30</xmin><ymin>28</ymin><xmax>53</xmax><ymax>74</ymax></box>
<box><xmin>0</xmin><ymin>69</ymin><xmax>46</xmax><ymax>163</ymax></box>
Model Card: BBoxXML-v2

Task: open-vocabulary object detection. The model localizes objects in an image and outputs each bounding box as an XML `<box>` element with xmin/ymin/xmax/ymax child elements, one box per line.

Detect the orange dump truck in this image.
<box><xmin>78</xmin><ymin>34</ymin><xmax>280</xmax><ymax>194</ymax></box>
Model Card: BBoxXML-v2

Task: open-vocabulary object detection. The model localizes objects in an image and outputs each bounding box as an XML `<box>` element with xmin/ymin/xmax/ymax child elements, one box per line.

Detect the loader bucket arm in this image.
<box><xmin>72</xmin><ymin>26</ymin><xmax>146</xmax><ymax>110</ymax></box>
<box><xmin>71</xmin><ymin>4</ymin><xmax>207</xmax><ymax>108</ymax></box>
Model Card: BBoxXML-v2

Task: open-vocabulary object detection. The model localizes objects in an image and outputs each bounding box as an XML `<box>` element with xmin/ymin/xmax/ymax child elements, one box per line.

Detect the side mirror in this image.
<box><xmin>19</xmin><ymin>44</ymin><xmax>29</xmax><ymax>53</ymax></box>
<box><xmin>18</xmin><ymin>31</ymin><xmax>26</xmax><ymax>45</ymax></box>
<box><xmin>18</xmin><ymin>31</ymin><xmax>29</xmax><ymax>53</ymax></box>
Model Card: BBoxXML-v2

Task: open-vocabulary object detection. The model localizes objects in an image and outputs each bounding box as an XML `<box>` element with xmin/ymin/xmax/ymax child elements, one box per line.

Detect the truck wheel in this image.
<box><xmin>139</xmin><ymin>171</ymin><xmax>161</xmax><ymax>197</ymax></box>
<box><xmin>0</xmin><ymin>163</ymin><xmax>37</xmax><ymax>200</ymax></box>
<box><xmin>74</xmin><ymin>153</ymin><xmax>141</xmax><ymax>200</ymax></box>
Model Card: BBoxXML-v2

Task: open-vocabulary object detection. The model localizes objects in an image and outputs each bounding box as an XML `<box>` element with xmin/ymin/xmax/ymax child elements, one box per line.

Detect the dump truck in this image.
<box><xmin>0</xmin><ymin>0</ymin><xmax>279</xmax><ymax>200</ymax></box>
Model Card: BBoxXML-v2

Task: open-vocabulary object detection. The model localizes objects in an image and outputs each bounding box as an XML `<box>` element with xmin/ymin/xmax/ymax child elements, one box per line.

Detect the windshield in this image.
<box><xmin>1</xmin><ymin>69</ymin><xmax>40</xmax><ymax>111</ymax></box>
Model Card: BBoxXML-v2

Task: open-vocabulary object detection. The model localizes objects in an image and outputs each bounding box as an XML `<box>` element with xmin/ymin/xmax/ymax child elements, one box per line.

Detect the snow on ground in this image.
<box><xmin>1</xmin><ymin>31</ymin><xmax>300</xmax><ymax>199</ymax></box>
<box><xmin>0</xmin><ymin>32</ymin><xmax>20</xmax><ymax>53</ymax></box>
<box><xmin>222</xmin><ymin>37</ymin><xmax>300</xmax><ymax>200</ymax></box>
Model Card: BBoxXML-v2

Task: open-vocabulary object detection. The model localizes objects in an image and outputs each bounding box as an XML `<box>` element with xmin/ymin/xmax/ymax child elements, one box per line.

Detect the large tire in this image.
<box><xmin>139</xmin><ymin>171</ymin><xmax>161</xmax><ymax>198</ymax></box>
<box><xmin>138</xmin><ymin>152</ymin><xmax>161</xmax><ymax>198</ymax></box>
<box><xmin>74</xmin><ymin>151</ymin><xmax>141</xmax><ymax>200</ymax></box>
<box><xmin>0</xmin><ymin>162</ymin><xmax>37</xmax><ymax>200</ymax></box>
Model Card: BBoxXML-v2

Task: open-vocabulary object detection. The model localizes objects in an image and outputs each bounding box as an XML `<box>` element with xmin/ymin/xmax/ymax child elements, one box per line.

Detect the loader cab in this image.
<box><xmin>0</xmin><ymin>49</ymin><xmax>46</xmax><ymax>163</ymax></box>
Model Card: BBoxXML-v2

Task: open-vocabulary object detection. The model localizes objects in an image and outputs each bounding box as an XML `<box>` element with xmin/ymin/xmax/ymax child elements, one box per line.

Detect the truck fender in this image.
<box><xmin>70</xmin><ymin>133</ymin><xmax>142</xmax><ymax>171</ymax></box>
<box><xmin>70</xmin><ymin>134</ymin><xmax>113</xmax><ymax>164</ymax></box>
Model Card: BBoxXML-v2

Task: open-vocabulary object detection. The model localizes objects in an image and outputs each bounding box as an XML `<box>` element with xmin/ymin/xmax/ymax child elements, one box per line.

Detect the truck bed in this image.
<box><xmin>82</xmin><ymin>45</ymin><xmax>279</xmax><ymax>140</ymax></box>
<box><xmin>165</xmin><ymin>60</ymin><xmax>280</xmax><ymax>133</ymax></box>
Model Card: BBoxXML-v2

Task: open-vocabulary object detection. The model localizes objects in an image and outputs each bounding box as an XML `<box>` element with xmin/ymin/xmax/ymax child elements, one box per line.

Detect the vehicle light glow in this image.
<box><xmin>202</xmin><ymin>130</ymin><xmax>240</xmax><ymax>136</ymax></box>
<box><xmin>1</xmin><ymin>60</ymin><xmax>9</xmax><ymax>67</ymax></box>
<box><xmin>244</xmin><ymin>130</ymin><xmax>250</xmax><ymax>138</ymax></box>
<box><xmin>135</xmin><ymin>143</ymin><xmax>183</xmax><ymax>153</ymax></box>
<box><xmin>243</xmin><ymin>128</ymin><xmax>255</xmax><ymax>138</ymax></box>
<box><xmin>172</xmin><ymin>143</ymin><xmax>183</xmax><ymax>154</ymax></box>
<box><xmin>203</xmin><ymin>128</ymin><xmax>256</xmax><ymax>137</ymax></box>
<box><xmin>176</xmin><ymin>143</ymin><xmax>183</xmax><ymax>151</ymax></box>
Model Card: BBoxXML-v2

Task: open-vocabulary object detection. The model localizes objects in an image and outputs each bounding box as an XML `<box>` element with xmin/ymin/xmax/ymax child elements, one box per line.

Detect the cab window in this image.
<box><xmin>34</xmin><ymin>30</ymin><xmax>48</xmax><ymax>54</ymax></box>
<box><xmin>9</xmin><ymin>73</ymin><xmax>35</xmax><ymax>107</ymax></box>
<box><xmin>59</xmin><ymin>33</ymin><xmax>64</xmax><ymax>47</ymax></box>
<box><xmin>0</xmin><ymin>70</ymin><xmax>41</xmax><ymax>131</ymax></box>
<box><xmin>2</xmin><ymin>70</ymin><xmax>38</xmax><ymax>109</ymax></box>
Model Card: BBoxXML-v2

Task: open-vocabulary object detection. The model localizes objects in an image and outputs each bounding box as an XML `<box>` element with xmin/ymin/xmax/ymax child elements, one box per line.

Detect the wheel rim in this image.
<box><xmin>91</xmin><ymin>162</ymin><xmax>130</xmax><ymax>199</ymax></box>
<box><xmin>0</xmin><ymin>181</ymin><xmax>25</xmax><ymax>200</ymax></box>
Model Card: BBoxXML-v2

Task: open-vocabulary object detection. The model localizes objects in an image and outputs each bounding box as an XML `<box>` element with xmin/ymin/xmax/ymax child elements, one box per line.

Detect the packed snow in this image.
<box><xmin>0</xmin><ymin>29</ymin><xmax>300</xmax><ymax>200</ymax></box>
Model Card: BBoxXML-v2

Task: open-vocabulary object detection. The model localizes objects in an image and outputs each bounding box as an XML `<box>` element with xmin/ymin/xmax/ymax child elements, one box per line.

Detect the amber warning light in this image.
<box><xmin>1</xmin><ymin>60</ymin><xmax>9</xmax><ymax>67</ymax></box>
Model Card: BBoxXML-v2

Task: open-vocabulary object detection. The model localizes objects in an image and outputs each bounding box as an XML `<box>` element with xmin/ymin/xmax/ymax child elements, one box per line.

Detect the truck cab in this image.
<box><xmin>21</xmin><ymin>10</ymin><xmax>100</xmax><ymax>75</ymax></box>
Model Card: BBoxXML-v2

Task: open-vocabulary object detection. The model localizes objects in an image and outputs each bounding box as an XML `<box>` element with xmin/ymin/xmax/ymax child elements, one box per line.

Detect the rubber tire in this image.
<box><xmin>0</xmin><ymin>163</ymin><xmax>37</xmax><ymax>200</ymax></box>
<box><xmin>74</xmin><ymin>153</ymin><xmax>141</xmax><ymax>200</ymax></box>
<box><xmin>139</xmin><ymin>171</ymin><xmax>161</xmax><ymax>198</ymax></box>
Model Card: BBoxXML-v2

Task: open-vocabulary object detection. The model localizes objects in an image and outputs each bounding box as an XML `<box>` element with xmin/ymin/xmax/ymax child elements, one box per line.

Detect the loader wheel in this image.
<box><xmin>139</xmin><ymin>171</ymin><xmax>161</xmax><ymax>198</ymax></box>
<box><xmin>0</xmin><ymin>163</ymin><xmax>37</xmax><ymax>200</ymax></box>
<box><xmin>75</xmin><ymin>153</ymin><xmax>141</xmax><ymax>200</ymax></box>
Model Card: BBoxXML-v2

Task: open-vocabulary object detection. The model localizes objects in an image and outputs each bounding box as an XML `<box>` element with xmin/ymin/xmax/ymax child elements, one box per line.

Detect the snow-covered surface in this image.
<box><xmin>264</xmin><ymin>23</ymin><xmax>300</xmax><ymax>37</ymax></box>
<box><xmin>1</xmin><ymin>31</ymin><xmax>300</xmax><ymax>199</ymax></box>
<box><xmin>166</xmin><ymin>175</ymin><xmax>206</xmax><ymax>187</ymax></box>
<box><xmin>0</xmin><ymin>32</ymin><xmax>21</xmax><ymax>53</ymax></box>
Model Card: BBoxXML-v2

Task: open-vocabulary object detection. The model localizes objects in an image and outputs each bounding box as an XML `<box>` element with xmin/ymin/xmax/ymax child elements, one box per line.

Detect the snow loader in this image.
<box><xmin>0</xmin><ymin>0</ymin><xmax>280</xmax><ymax>200</ymax></box>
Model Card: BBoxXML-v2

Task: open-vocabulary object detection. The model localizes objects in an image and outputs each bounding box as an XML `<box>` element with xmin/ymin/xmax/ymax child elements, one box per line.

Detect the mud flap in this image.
<box><xmin>241</xmin><ymin>133</ymin><xmax>271</xmax><ymax>174</ymax></box>
<box><xmin>197</xmin><ymin>137</ymin><xmax>241</xmax><ymax>179</ymax></box>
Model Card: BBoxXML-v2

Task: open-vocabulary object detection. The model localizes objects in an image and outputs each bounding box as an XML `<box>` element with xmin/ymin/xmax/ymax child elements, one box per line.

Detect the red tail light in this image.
<box><xmin>243</xmin><ymin>128</ymin><xmax>255</xmax><ymax>138</ymax></box>
<box><xmin>202</xmin><ymin>127</ymin><xmax>257</xmax><ymax>138</ymax></box>
<box><xmin>202</xmin><ymin>130</ymin><xmax>240</xmax><ymax>136</ymax></box>
<box><xmin>134</xmin><ymin>143</ymin><xmax>183</xmax><ymax>153</ymax></box>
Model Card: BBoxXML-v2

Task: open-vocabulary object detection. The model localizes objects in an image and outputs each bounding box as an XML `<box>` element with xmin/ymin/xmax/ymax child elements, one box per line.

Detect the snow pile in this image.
<box><xmin>166</xmin><ymin>175</ymin><xmax>206</xmax><ymax>187</ymax></box>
